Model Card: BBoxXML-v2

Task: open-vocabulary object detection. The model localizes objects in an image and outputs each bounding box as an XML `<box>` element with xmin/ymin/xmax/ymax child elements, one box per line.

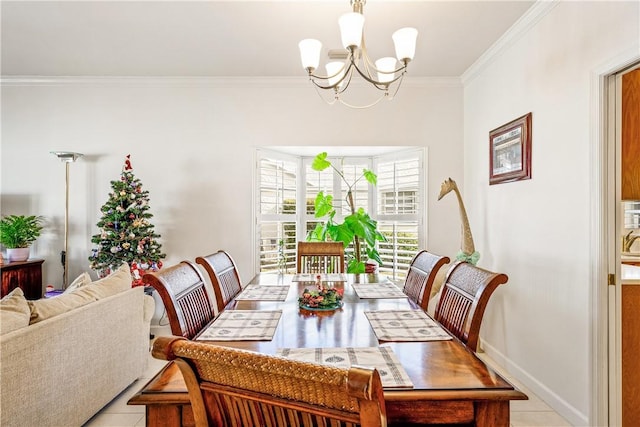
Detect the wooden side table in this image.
<box><xmin>1</xmin><ymin>258</ymin><xmax>44</xmax><ymax>300</ymax></box>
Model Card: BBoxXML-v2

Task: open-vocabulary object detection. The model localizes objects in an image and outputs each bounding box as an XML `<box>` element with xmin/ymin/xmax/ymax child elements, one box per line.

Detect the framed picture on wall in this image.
<box><xmin>489</xmin><ymin>112</ymin><xmax>532</xmax><ymax>185</ymax></box>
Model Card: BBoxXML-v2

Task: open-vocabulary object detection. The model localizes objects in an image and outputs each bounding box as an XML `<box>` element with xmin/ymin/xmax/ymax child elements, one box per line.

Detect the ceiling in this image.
<box><xmin>1</xmin><ymin>0</ymin><xmax>535</xmax><ymax>78</ymax></box>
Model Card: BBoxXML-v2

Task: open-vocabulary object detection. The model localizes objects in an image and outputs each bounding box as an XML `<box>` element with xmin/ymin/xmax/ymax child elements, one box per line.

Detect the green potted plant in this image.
<box><xmin>306</xmin><ymin>152</ymin><xmax>386</xmax><ymax>273</ymax></box>
<box><xmin>0</xmin><ymin>215</ymin><xmax>44</xmax><ymax>262</ymax></box>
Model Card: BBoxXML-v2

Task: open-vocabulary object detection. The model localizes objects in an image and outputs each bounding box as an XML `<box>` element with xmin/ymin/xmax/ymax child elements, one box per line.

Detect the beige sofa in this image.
<box><xmin>0</xmin><ymin>263</ymin><xmax>154</xmax><ymax>427</ymax></box>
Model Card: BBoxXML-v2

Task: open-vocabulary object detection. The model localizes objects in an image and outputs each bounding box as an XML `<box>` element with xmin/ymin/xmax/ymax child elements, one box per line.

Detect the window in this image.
<box><xmin>378</xmin><ymin>221</ymin><xmax>420</xmax><ymax>279</ymax></box>
<box><xmin>375</xmin><ymin>153</ymin><xmax>423</xmax><ymax>280</ymax></box>
<box><xmin>256</xmin><ymin>148</ymin><xmax>425</xmax><ymax>279</ymax></box>
<box><xmin>256</xmin><ymin>155</ymin><xmax>298</xmax><ymax>273</ymax></box>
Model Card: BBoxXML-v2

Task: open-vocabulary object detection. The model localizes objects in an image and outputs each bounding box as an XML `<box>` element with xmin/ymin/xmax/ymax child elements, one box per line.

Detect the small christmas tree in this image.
<box><xmin>89</xmin><ymin>155</ymin><xmax>166</xmax><ymax>286</ymax></box>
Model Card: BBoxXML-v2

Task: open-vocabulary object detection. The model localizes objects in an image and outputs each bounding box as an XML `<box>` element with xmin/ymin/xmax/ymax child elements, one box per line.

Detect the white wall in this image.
<box><xmin>463</xmin><ymin>1</ymin><xmax>639</xmax><ymax>425</ymax></box>
<box><xmin>1</xmin><ymin>78</ymin><xmax>464</xmax><ymax>289</ymax></box>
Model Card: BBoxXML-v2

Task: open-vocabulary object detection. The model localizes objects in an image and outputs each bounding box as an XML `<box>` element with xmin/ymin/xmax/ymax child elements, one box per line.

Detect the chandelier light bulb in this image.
<box><xmin>375</xmin><ymin>57</ymin><xmax>397</xmax><ymax>84</ymax></box>
<box><xmin>299</xmin><ymin>39</ymin><xmax>322</xmax><ymax>72</ymax></box>
<box><xmin>338</xmin><ymin>12</ymin><xmax>365</xmax><ymax>50</ymax></box>
<box><xmin>392</xmin><ymin>27</ymin><xmax>418</xmax><ymax>62</ymax></box>
<box><xmin>326</xmin><ymin>61</ymin><xmax>346</xmax><ymax>88</ymax></box>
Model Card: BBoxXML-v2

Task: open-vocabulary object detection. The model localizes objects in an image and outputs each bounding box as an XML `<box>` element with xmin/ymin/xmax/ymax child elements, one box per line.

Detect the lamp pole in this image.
<box><xmin>51</xmin><ymin>151</ymin><xmax>83</xmax><ymax>289</ymax></box>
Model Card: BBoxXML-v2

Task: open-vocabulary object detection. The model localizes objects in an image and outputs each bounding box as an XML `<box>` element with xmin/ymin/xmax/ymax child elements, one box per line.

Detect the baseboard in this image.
<box><xmin>481</xmin><ymin>340</ymin><xmax>589</xmax><ymax>426</ymax></box>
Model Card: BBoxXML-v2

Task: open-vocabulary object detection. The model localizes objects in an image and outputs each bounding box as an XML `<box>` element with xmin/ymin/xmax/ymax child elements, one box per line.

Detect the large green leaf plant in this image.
<box><xmin>306</xmin><ymin>152</ymin><xmax>386</xmax><ymax>273</ymax></box>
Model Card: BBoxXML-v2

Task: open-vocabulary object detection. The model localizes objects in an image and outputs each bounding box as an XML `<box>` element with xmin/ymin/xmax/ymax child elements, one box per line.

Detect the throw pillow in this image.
<box><xmin>27</xmin><ymin>263</ymin><xmax>132</xmax><ymax>324</ymax></box>
<box><xmin>73</xmin><ymin>262</ymin><xmax>132</xmax><ymax>300</ymax></box>
<box><xmin>1</xmin><ymin>288</ymin><xmax>32</xmax><ymax>334</ymax></box>
<box><xmin>28</xmin><ymin>289</ymin><xmax>97</xmax><ymax>324</ymax></box>
<box><xmin>62</xmin><ymin>272</ymin><xmax>92</xmax><ymax>294</ymax></box>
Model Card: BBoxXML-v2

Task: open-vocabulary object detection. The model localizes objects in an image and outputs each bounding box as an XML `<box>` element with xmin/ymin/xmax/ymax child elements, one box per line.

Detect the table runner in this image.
<box><xmin>364</xmin><ymin>310</ymin><xmax>452</xmax><ymax>342</ymax></box>
<box><xmin>276</xmin><ymin>346</ymin><xmax>413</xmax><ymax>389</ymax></box>
<box><xmin>234</xmin><ymin>284</ymin><xmax>289</xmax><ymax>301</ymax></box>
<box><xmin>352</xmin><ymin>282</ymin><xmax>407</xmax><ymax>299</ymax></box>
<box><xmin>196</xmin><ymin>310</ymin><xmax>282</xmax><ymax>341</ymax></box>
<box><xmin>291</xmin><ymin>273</ymin><xmax>347</xmax><ymax>282</ymax></box>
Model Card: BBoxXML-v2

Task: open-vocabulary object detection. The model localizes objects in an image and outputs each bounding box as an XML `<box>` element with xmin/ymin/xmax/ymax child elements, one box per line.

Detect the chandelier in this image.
<box><xmin>298</xmin><ymin>0</ymin><xmax>418</xmax><ymax>109</ymax></box>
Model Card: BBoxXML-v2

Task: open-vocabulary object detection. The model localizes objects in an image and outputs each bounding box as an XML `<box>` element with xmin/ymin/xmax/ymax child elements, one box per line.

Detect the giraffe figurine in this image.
<box><xmin>438</xmin><ymin>178</ymin><xmax>480</xmax><ymax>265</ymax></box>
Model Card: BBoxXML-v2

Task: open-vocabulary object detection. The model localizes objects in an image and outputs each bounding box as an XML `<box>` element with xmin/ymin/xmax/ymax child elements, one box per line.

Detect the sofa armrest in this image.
<box><xmin>143</xmin><ymin>294</ymin><xmax>155</xmax><ymax>323</ymax></box>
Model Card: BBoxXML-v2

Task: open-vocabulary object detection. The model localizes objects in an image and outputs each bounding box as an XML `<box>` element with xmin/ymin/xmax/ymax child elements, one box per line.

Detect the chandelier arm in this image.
<box><xmin>357</xmin><ymin>37</ymin><xmax>410</xmax><ymax>76</ymax></box>
<box><xmin>338</xmin><ymin>92</ymin><xmax>389</xmax><ymax>109</ymax></box>
<box><xmin>350</xmin><ymin>62</ymin><xmax>406</xmax><ymax>90</ymax></box>
<box><xmin>369</xmin><ymin>62</ymin><xmax>410</xmax><ymax>75</ymax></box>
<box><xmin>356</xmin><ymin>43</ymin><xmax>410</xmax><ymax>77</ymax></box>
<box><xmin>312</xmin><ymin>84</ymin><xmax>340</xmax><ymax>105</ymax></box>
<box><xmin>308</xmin><ymin>61</ymin><xmax>355</xmax><ymax>91</ymax></box>
<box><xmin>349</xmin><ymin>41</ymin><xmax>408</xmax><ymax>89</ymax></box>
<box><xmin>383</xmin><ymin>72</ymin><xmax>406</xmax><ymax>101</ymax></box>
<box><xmin>334</xmin><ymin>66</ymin><xmax>355</xmax><ymax>94</ymax></box>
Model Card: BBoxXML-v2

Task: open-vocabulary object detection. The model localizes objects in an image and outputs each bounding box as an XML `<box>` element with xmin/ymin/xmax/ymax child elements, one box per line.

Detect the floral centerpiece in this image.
<box><xmin>299</xmin><ymin>275</ymin><xmax>344</xmax><ymax>311</ymax></box>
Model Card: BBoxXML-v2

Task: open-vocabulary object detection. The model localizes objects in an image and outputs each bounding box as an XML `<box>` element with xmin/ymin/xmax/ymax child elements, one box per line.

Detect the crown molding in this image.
<box><xmin>461</xmin><ymin>0</ymin><xmax>560</xmax><ymax>85</ymax></box>
<box><xmin>0</xmin><ymin>75</ymin><xmax>461</xmax><ymax>88</ymax></box>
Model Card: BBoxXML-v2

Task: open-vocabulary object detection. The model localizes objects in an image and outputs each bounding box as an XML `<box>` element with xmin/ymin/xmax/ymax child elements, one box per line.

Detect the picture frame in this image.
<box><xmin>489</xmin><ymin>112</ymin><xmax>532</xmax><ymax>185</ymax></box>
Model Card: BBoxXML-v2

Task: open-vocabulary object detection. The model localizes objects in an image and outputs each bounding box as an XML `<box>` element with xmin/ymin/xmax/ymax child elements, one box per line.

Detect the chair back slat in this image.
<box><xmin>152</xmin><ymin>337</ymin><xmax>387</xmax><ymax>427</ymax></box>
<box><xmin>178</xmin><ymin>286</ymin><xmax>213</xmax><ymax>338</ymax></box>
<box><xmin>402</xmin><ymin>250</ymin><xmax>450</xmax><ymax>310</ymax></box>
<box><xmin>301</xmin><ymin>255</ymin><xmax>342</xmax><ymax>274</ymax></box>
<box><xmin>143</xmin><ymin>261</ymin><xmax>215</xmax><ymax>339</ymax></box>
<box><xmin>297</xmin><ymin>242</ymin><xmax>345</xmax><ymax>274</ymax></box>
<box><xmin>434</xmin><ymin>261</ymin><xmax>508</xmax><ymax>351</ymax></box>
<box><xmin>196</xmin><ymin>251</ymin><xmax>243</xmax><ymax>313</ymax></box>
<box><xmin>436</xmin><ymin>287</ymin><xmax>473</xmax><ymax>341</ymax></box>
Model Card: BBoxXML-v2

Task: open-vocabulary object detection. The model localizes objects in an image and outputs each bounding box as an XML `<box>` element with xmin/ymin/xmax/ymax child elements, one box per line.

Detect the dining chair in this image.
<box><xmin>142</xmin><ymin>261</ymin><xmax>215</xmax><ymax>340</ymax></box>
<box><xmin>434</xmin><ymin>261</ymin><xmax>508</xmax><ymax>352</ymax></box>
<box><xmin>296</xmin><ymin>241</ymin><xmax>345</xmax><ymax>274</ymax></box>
<box><xmin>152</xmin><ymin>336</ymin><xmax>388</xmax><ymax>427</ymax></box>
<box><xmin>195</xmin><ymin>250</ymin><xmax>243</xmax><ymax>313</ymax></box>
<box><xmin>402</xmin><ymin>250</ymin><xmax>451</xmax><ymax>311</ymax></box>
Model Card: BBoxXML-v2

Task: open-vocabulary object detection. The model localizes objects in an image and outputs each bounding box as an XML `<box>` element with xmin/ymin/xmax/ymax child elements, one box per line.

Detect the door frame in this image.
<box><xmin>591</xmin><ymin>52</ymin><xmax>640</xmax><ymax>426</ymax></box>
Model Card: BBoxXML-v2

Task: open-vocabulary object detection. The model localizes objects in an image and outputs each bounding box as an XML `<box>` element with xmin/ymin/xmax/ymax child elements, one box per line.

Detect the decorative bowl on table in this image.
<box><xmin>298</xmin><ymin>286</ymin><xmax>344</xmax><ymax>311</ymax></box>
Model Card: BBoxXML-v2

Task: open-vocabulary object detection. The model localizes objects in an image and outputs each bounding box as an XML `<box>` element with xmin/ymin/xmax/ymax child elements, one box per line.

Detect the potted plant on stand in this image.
<box><xmin>306</xmin><ymin>152</ymin><xmax>386</xmax><ymax>274</ymax></box>
<box><xmin>0</xmin><ymin>215</ymin><xmax>44</xmax><ymax>262</ymax></box>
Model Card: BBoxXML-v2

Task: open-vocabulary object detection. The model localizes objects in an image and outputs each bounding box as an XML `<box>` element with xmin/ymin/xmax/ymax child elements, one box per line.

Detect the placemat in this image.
<box><xmin>277</xmin><ymin>346</ymin><xmax>413</xmax><ymax>389</ymax></box>
<box><xmin>234</xmin><ymin>284</ymin><xmax>289</xmax><ymax>301</ymax></box>
<box><xmin>196</xmin><ymin>310</ymin><xmax>282</xmax><ymax>341</ymax></box>
<box><xmin>292</xmin><ymin>273</ymin><xmax>347</xmax><ymax>282</ymax></box>
<box><xmin>352</xmin><ymin>282</ymin><xmax>407</xmax><ymax>299</ymax></box>
<box><xmin>364</xmin><ymin>310</ymin><xmax>452</xmax><ymax>342</ymax></box>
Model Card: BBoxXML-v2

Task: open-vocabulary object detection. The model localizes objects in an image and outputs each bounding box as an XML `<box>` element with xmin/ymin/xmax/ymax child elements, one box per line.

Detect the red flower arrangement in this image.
<box><xmin>298</xmin><ymin>275</ymin><xmax>344</xmax><ymax>310</ymax></box>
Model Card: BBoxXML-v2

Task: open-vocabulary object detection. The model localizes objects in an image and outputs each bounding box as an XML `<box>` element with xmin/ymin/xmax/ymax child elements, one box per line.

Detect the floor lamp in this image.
<box><xmin>51</xmin><ymin>151</ymin><xmax>83</xmax><ymax>289</ymax></box>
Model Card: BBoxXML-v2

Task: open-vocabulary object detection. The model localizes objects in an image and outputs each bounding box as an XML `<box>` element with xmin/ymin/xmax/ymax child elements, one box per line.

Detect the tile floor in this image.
<box><xmin>83</xmin><ymin>325</ymin><xmax>572</xmax><ymax>427</ymax></box>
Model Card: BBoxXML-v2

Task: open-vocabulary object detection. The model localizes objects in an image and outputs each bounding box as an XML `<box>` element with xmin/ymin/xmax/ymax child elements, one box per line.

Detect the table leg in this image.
<box><xmin>146</xmin><ymin>405</ymin><xmax>194</xmax><ymax>427</ymax></box>
<box><xmin>475</xmin><ymin>401</ymin><xmax>510</xmax><ymax>427</ymax></box>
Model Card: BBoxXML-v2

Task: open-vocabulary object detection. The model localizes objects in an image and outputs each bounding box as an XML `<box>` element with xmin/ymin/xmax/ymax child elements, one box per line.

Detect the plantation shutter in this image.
<box><xmin>375</xmin><ymin>150</ymin><xmax>424</xmax><ymax>281</ymax></box>
<box><xmin>257</xmin><ymin>153</ymin><xmax>298</xmax><ymax>273</ymax></box>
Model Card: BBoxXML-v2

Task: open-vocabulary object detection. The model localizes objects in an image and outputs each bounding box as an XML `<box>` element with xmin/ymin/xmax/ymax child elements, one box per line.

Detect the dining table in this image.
<box><xmin>128</xmin><ymin>272</ymin><xmax>527</xmax><ymax>426</ymax></box>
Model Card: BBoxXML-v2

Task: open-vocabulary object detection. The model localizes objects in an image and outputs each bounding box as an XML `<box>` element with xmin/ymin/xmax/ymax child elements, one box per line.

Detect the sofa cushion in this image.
<box><xmin>75</xmin><ymin>262</ymin><xmax>131</xmax><ymax>300</ymax></box>
<box><xmin>28</xmin><ymin>289</ymin><xmax>97</xmax><ymax>324</ymax></box>
<box><xmin>0</xmin><ymin>288</ymin><xmax>31</xmax><ymax>334</ymax></box>
<box><xmin>63</xmin><ymin>272</ymin><xmax>92</xmax><ymax>294</ymax></box>
<box><xmin>28</xmin><ymin>263</ymin><xmax>132</xmax><ymax>324</ymax></box>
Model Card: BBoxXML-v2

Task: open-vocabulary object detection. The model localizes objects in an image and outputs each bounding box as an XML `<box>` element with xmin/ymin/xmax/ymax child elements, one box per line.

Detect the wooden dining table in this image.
<box><xmin>128</xmin><ymin>273</ymin><xmax>527</xmax><ymax>426</ymax></box>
